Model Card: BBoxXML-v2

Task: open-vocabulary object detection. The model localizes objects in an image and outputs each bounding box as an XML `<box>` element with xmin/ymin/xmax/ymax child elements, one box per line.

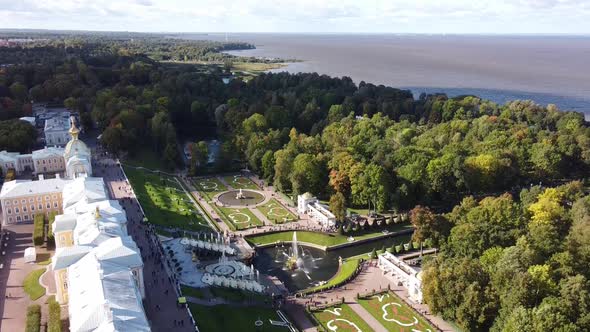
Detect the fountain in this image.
<box><xmin>236</xmin><ymin>188</ymin><xmax>245</xmax><ymax>199</ymax></box>
<box><xmin>285</xmin><ymin>232</ymin><xmax>302</xmax><ymax>270</ymax></box>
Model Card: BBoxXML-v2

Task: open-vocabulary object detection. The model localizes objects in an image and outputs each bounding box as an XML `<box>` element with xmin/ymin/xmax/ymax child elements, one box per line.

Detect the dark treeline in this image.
<box><xmin>0</xmin><ymin>31</ymin><xmax>254</xmax><ymax>64</ymax></box>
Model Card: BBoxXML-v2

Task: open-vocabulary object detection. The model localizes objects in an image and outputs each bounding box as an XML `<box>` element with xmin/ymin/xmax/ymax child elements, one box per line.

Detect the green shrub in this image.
<box><xmin>25</xmin><ymin>304</ymin><xmax>41</xmax><ymax>332</ymax></box>
<box><xmin>33</xmin><ymin>214</ymin><xmax>45</xmax><ymax>246</ymax></box>
<box><xmin>48</xmin><ymin>297</ymin><xmax>62</xmax><ymax>332</ymax></box>
<box><xmin>47</xmin><ymin>211</ymin><xmax>58</xmax><ymax>244</ymax></box>
<box><xmin>413</xmin><ymin>241</ymin><xmax>420</xmax><ymax>250</ymax></box>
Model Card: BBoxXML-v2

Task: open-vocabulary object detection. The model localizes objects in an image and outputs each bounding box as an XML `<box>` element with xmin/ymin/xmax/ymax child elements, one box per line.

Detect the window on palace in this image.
<box><xmin>5</xmin><ymin>201</ymin><xmax>10</xmax><ymax>205</ymax></box>
<box><xmin>45</xmin><ymin>196</ymin><xmax>49</xmax><ymax>201</ymax></box>
<box><xmin>23</xmin><ymin>206</ymin><xmax>27</xmax><ymax>212</ymax></box>
<box><xmin>24</xmin><ymin>215</ymin><xmax>28</xmax><ymax>221</ymax></box>
<box><xmin>37</xmin><ymin>197</ymin><xmax>41</xmax><ymax>202</ymax></box>
<box><xmin>15</xmin><ymin>207</ymin><xmax>19</xmax><ymax>213</ymax></box>
<box><xmin>13</xmin><ymin>200</ymin><xmax>18</xmax><ymax>205</ymax></box>
<box><xmin>7</xmin><ymin>208</ymin><xmax>11</xmax><ymax>214</ymax></box>
<box><xmin>8</xmin><ymin>217</ymin><xmax>12</xmax><ymax>222</ymax></box>
<box><xmin>21</xmin><ymin>199</ymin><xmax>26</xmax><ymax>204</ymax></box>
<box><xmin>16</xmin><ymin>216</ymin><xmax>21</xmax><ymax>221</ymax></box>
<box><xmin>29</xmin><ymin>198</ymin><xmax>34</xmax><ymax>203</ymax></box>
<box><xmin>31</xmin><ymin>205</ymin><xmax>35</xmax><ymax>211</ymax></box>
<box><xmin>38</xmin><ymin>204</ymin><xmax>43</xmax><ymax>210</ymax></box>
<box><xmin>53</xmin><ymin>202</ymin><xmax>58</xmax><ymax>208</ymax></box>
<box><xmin>46</xmin><ymin>203</ymin><xmax>50</xmax><ymax>209</ymax></box>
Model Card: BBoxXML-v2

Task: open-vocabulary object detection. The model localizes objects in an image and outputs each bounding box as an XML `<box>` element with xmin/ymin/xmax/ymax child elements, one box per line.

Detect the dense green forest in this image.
<box><xmin>1</xmin><ymin>33</ymin><xmax>589</xmax><ymax>331</ymax></box>
<box><xmin>419</xmin><ymin>182</ymin><xmax>590</xmax><ymax>331</ymax></box>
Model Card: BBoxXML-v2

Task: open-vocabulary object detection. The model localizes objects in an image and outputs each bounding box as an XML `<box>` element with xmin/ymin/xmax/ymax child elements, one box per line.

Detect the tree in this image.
<box><xmin>100</xmin><ymin>126</ymin><xmax>124</xmax><ymax>153</ymax></box>
<box><xmin>329</xmin><ymin>192</ymin><xmax>347</xmax><ymax>223</ymax></box>
<box><xmin>9</xmin><ymin>82</ymin><xmax>27</xmax><ymax>101</ymax></box>
<box><xmin>0</xmin><ymin>119</ymin><xmax>36</xmax><ymax>153</ymax></box>
<box><xmin>410</xmin><ymin>205</ymin><xmax>450</xmax><ymax>249</ymax></box>
<box><xmin>261</xmin><ymin>150</ymin><xmax>275</xmax><ymax>182</ymax></box>
<box><xmin>290</xmin><ymin>153</ymin><xmax>325</xmax><ymax>195</ymax></box>
<box><xmin>163</xmin><ymin>143</ymin><xmax>178</xmax><ymax>169</ymax></box>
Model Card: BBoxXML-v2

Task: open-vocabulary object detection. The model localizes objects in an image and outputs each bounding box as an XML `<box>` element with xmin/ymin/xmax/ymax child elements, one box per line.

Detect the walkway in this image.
<box><xmin>0</xmin><ymin>224</ymin><xmax>36</xmax><ymax>331</ymax></box>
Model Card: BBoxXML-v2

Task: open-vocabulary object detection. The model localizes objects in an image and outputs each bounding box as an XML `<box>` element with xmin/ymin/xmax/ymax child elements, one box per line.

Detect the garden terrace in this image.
<box><xmin>358</xmin><ymin>291</ymin><xmax>436</xmax><ymax>332</ymax></box>
<box><xmin>256</xmin><ymin>198</ymin><xmax>297</xmax><ymax>224</ymax></box>
<box><xmin>311</xmin><ymin>303</ymin><xmax>374</xmax><ymax>332</ymax></box>
<box><xmin>223</xmin><ymin>175</ymin><xmax>260</xmax><ymax>190</ymax></box>
<box><xmin>124</xmin><ymin>166</ymin><xmax>210</xmax><ymax>231</ymax></box>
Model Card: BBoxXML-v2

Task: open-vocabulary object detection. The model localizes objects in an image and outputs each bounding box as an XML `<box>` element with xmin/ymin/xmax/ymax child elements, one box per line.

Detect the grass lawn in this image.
<box><xmin>125</xmin><ymin>167</ymin><xmax>210</xmax><ymax>231</ymax></box>
<box><xmin>192</xmin><ymin>177</ymin><xmax>228</xmax><ymax>201</ymax></box>
<box><xmin>358</xmin><ymin>291</ymin><xmax>435</xmax><ymax>332</ymax></box>
<box><xmin>217</xmin><ymin>206</ymin><xmax>264</xmax><ymax>230</ymax></box>
<box><xmin>125</xmin><ymin>147</ymin><xmax>171</xmax><ymax>171</ymax></box>
<box><xmin>312</xmin><ymin>303</ymin><xmax>375</xmax><ymax>332</ymax></box>
<box><xmin>23</xmin><ymin>268</ymin><xmax>46</xmax><ymax>300</ymax></box>
<box><xmin>257</xmin><ymin>199</ymin><xmax>297</xmax><ymax>224</ymax></box>
<box><xmin>246</xmin><ymin>225</ymin><xmax>413</xmax><ymax>248</ymax></box>
<box><xmin>181</xmin><ymin>285</ymin><xmax>207</xmax><ymax>299</ymax></box>
<box><xmin>189</xmin><ymin>304</ymin><xmax>287</xmax><ymax>332</ymax></box>
<box><xmin>304</xmin><ymin>257</ymin><xmax>362</xmax><ymax>294</ymax></box>
<box><xmin>223</xmin><ymin>175</ymin><xmax>259</xmax><ymax>190</ymax></box>
<box><xmin>181</xmin><ymin>285</ymin><xmax>270</xmax><ymax>303</ymax></box>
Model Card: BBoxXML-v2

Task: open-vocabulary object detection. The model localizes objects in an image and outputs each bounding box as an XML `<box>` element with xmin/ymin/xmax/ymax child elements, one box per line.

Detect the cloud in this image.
<box><xmin>0</xmin><ymin>0</ymin><xmax>589</xmax><ymax>33</ymax></box>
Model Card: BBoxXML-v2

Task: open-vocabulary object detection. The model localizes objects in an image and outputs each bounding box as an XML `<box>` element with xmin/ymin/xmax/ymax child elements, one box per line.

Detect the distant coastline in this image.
<box><xmin>214</xmin><ymin>34</ymin><xmax>590</xmax><ymax>118</ymax></box>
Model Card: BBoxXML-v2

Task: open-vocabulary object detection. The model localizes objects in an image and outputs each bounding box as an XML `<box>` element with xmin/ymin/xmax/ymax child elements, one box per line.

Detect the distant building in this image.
<box><xmin>44</xmin><ymin>116</ymin><xmax>71</xmax><ymax>146</ymax></box>
<box><xmin>0</xmin><ymin>118</ymin><xmax>92</xmax><ymax>224</ymax></box>
<box><xmin>32</xmin><ymin>147</ymin><xmax>66</xmax><ymax>174</ymax></box>
<box><xmin>297</xmin><ymin>192</ymin><xmax>336</xmax><ymax>227</ymax></box>
<box><xmin>0</xmin><ymin>150</ymin><xmax>33</xmax><ymax>175</ymax></box>
<box><xmin>378</xmin><ymin>252</ymin><xmax>423</xmax><ymax>303</ymax></box>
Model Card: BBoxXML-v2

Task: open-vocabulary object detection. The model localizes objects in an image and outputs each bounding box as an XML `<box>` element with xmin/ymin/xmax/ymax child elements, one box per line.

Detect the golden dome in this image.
<box><xmin>64</xmin><ymin>117</ymin><xmax>90</xmax><ymax>160</ymax></box>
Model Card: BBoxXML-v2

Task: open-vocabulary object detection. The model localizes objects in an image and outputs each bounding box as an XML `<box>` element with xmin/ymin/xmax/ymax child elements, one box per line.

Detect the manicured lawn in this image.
<box><xmin>312</xmin><ymin>303</ymin><xmax>375</xmax><ymax>332</ymax></box>
<box><xmin>125</xmin><ymin>167</ymin><xmax>210</xmax><ymax>231</ymax></box>
<box><xmin>181</xmin><ymin>285</ymin><xmax>270</xmax><ymax>303</ymax></box>
<box><xmin>246</xmin><ymin>225</ymin><xmax>413</xmax><ymax>248</ymax></box>
<box><xmin>181</xmin><ymin>285</ymin><xmax>207</xmax><ymax>299</ymax></box>
<box><xmin>223</xmin><ymin>175</ymin><xmax>259</xmax><ymax>190</ymax></box>
<box><xmin>304</xmin><ymin>257</ymin><xmax>362</xmax><ymax>294</ymax></box>
<box><xmin>189</xmin><ymin>304</ymin><xmax>287</xmax><ymax>332</ymax></box>
<box><xmin>217</xmin><ymin>206</ymin><xmax>264</xmax><ymax>230</ymax></box>
<box><xmin>358</xmin><ymin>291</ymin><xmax>435</xmax><ymax>332</ymax></box>
<box><xmin>192</xmin><ymin>177</ymin><xmax>228</xmax><ymax>201</ymax></box>
<box><xmin>257</xmin><ymin>199</ymin><xmax>297</xmax><ymax>224</ymax></box>
<box><xmin>23</xmin><ymin>268</ymin><xmax>46</xmax><ymax>300</ymax></box>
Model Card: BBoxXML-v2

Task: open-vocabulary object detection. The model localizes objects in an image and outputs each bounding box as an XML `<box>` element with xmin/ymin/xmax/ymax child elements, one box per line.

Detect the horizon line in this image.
<box><xmin>0</xmin><ymin>28</ymin><xmax>589</xmax><ymax>37</ymax></box>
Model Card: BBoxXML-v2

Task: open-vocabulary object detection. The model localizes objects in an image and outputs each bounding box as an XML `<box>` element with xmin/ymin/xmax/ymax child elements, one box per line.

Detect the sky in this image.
<box><xmin>1</xmin><ymin>0</ymin><xmax>589</xmax><ymax>34</ymax></box>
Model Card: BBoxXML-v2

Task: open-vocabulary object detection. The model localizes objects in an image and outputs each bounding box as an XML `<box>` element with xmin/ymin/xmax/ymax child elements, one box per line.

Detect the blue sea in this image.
<box><xmin>190</xmin><ymin>33</ymin><xmax>590</xmax><ymax>119</ymax></box>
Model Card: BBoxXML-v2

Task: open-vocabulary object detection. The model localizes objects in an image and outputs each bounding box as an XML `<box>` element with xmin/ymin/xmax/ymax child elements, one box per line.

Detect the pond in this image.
<box><xmin>253</xmin><ymin>234</ymin><xmax>412</xmax><ymax>292</ymax></box>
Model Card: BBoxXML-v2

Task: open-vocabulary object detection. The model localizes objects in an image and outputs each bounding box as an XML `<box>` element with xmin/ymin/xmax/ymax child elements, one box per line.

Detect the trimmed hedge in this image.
<box><xmin>25</xmin><ymin>304</ymin><xmax>41</xmax><ymax>332</ymax></box>
<box><xmin>48</xmin><ymin>297</ymin><xmax>62</xmax><ymax>332</ymax></box>
<box><xmin>47</xmin><ymin>211</ymin><xmax>58</xmax><ymax>245</ymax></box>
<box><xmin>33</xmin><ymin>214</ymin><xmax>45</xmax><ymax>246</ymax></box>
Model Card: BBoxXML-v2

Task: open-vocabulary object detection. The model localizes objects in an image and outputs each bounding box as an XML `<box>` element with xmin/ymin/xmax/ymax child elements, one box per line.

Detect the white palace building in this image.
<box><xmin>378</xmin><ymin>251</ymin><xmax>424</xmax><ymax>303</ymax></box>
<box><xmin>297</xmin><ymin>192</ymin><xmax>336</xmax><ymax>227</ymax></box>
<box><xmin>0</xmin><ymin>118</ymin><xmax>150</xmax><ymax>331</ymax></box>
